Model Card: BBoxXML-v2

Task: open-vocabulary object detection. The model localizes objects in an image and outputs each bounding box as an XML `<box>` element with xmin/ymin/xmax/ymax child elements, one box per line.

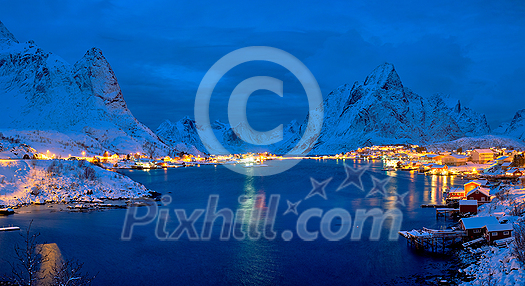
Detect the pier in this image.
<box><xmin>399</xmin><ymin>228</ymin><xmax>466</xmax><ymax>252</ymax></box>
<box><xmin>420</xmin><ymin>204</ymin><xmax>450</xmax><ymax>208</ymax></box>
<box><xmin>435</xmin><ymin>208</ymin><xmax>459</xmax><ymax>218</ymax></box>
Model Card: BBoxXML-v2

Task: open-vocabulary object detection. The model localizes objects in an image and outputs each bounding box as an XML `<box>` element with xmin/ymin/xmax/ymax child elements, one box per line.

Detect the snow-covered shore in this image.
<box><xmin>460</xmin><ymin>187</ymin><xmax>525</xmax><ymax>285</ymax></box>
<box><xmin>0</xmin><ymin>159</ymin><xmax>151</xmax><ymax>207</ymax></box>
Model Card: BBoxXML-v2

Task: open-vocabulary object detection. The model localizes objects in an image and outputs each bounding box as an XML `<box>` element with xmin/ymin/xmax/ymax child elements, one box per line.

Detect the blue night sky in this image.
<box><xmin>1</xmin><ymin>1</ymin><xmax>524</xmax><ymax>131</ymax></box>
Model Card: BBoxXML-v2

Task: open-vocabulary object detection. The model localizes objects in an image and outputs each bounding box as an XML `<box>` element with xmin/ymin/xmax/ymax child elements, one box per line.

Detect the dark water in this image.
<box><xmin>0</xmin><ymin>159</ymin><xmax>467</xmax><ymax>285</ymax></box>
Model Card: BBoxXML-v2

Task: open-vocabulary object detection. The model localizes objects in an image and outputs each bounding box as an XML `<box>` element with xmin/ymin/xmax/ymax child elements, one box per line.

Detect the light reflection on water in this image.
<box><xmin>0</xmin><ymin>159</ymin><xmax>470</xmax><ymax>285</ymax></box>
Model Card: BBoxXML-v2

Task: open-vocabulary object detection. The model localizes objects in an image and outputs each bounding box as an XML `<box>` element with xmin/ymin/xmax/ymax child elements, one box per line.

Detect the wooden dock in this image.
<box><xmin>399</xmin><ymin>228</ymin><xmax>466</xmax><ymax>252</ymax></box>
<box><xmin>421</xmin><ymin>204</ymin><xmax>449</xmax><ymax>208</ymax></box>
<box><xmin>435</xmin><ymin>208</ymin><xmax>459</xmax><ymax>218</ymax></box>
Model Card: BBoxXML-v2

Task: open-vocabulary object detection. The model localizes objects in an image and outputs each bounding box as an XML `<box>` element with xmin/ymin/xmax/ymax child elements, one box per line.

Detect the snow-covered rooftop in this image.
<box><xmin>466</xmin><ymin>186</ymin><xmax>490</xmax><ymax>197</ymax></box>
<box><xmin>465</xmin><ymin>179</ymin><xmax>488</xmax><ymax>186</ymax></box>
<box><xmin>447</xmin><ymin>154</ymin><xmax>468</xmax><ymax>159</ymax></box>
<box><xmin>460</xmin><ymin>216</ymin><xmax>499</xmax><ymax>230</ymax></box>
<box><xmin>484</xmin><ymin>224</ymin><xmax>513</xmax><ymax>232</ymax></box>
<box><xmin>473</xmin><ymin>148</ymin><xmax>494</xmax><ymax>153</ymax></box>
<box><xmin>459</xmin><ymin>200</ymin><xmax>478</xmax><ymax>206</ymax></box>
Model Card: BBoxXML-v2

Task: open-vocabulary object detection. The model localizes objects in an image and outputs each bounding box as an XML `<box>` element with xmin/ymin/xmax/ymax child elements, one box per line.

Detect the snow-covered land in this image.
<box><xmin>0</xmin><ymin>159</ymin><xmax>150</xmax><ymax>207</ymax></box>
<box><xmin>0</xmin><ymin>20</ymin><xmax>169</xmax><ymax>157</ymax></box>
<box><xmin>460</xmin><ymin>187</ymin><xmax>525</xmax><ymax>285</ymax></box>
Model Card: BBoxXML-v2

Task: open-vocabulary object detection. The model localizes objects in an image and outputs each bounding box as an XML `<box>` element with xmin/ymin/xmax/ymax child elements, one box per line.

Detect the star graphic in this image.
<box><xmin>337</xmin><ymin>163</ymin><xmax>369</xmax><ymax>191</ymax></box>
<box><xmin>283</xmin><ymin>200</ymin><xmax>301</xmax><ymax>215</ymax></box>
<box><xmin>366</xmin><ymin>175</ymin><xmax>391</xmax><ymax>198</ymax></box>
<box><xmin>394</xmin><ymin>191</ymin><xmax>409</xmax><ymax>207</ymax></box>
<box><xmin>305</xmin><ymin>177</ymin><xmax>332</xmax><ymax>200</ymax></box>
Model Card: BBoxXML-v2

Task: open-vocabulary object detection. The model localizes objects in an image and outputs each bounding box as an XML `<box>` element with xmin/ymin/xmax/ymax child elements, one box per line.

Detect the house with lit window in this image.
<box><xmin>483</xmin><ymin>224</ymin><xmax>513</xmax><ymax>243</ymax></box>
<box><xmin>464</xmin><ymin>180</ymin><xmax>488</xmax><ymax>193</ymax></box>
<box><xmin>442</xmin><ymin>154</ymin><xmax>468</xmax><ymax>166</ymax></box>
<box><xmin>460</xmin><ymin>216</ymin><xmax>499</xmax><ymax>239</ymax></box>
<box><xmin>505</xmin><ymin>167</ymin><xmax>523</xmax><ymax>177</ymax></box>
<box><xmin>466</xmin><ymin>186</ymin><xmax>491</xmax><ymax>204</ymax></box>
<box><xmin>447</xmin><ymin>187</ymin><xmax>465</xmax><ymax>200</ymax></box>
<box><xmin>471</xmin><ymin>149</ymin><xmax>495</xmax><ymax>164</ymax></box>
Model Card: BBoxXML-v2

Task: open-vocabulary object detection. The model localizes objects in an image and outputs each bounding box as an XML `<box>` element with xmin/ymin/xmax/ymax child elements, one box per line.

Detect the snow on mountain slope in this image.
<box><xmin>428</xmin><ymin>93</ymin><xmax>491</xmax><ymax>136</ymax></box>
<box><xmin>496</xmin><ymin>109</ymin><xmax>525</xmax><ymax>140</ymax></box>
<box><xmin>427</xmin><ymin>135</ymin><xmax>525</xmax><ymax>151</ymax></box>
<box><xmin>278</xmin><ymin>63</ymin><xmax>489</xmax><ymax>154</ymax></box>
<box><xmin>0</xmin><ymin>20</ymin><xmax>168</xmax><ymax>156</ymax></box>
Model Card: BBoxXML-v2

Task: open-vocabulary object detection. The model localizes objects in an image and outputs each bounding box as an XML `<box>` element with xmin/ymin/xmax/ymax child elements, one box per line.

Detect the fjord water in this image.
<box><xmin>0</xmin><ymin>159</ymin><xmax>466</xmax><ymax>285</ymax></box>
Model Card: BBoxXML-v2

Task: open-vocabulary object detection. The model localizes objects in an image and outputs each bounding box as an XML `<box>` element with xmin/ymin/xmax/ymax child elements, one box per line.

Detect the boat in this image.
<box><xmin>0</xmin><ymin>208</ymin><xmax>15</xmax><ymax>215</ymax></box>
<box><xmin>0</xmin><ymin>226</ymin><xmax>20</xmax><ymax>232</ymax></box>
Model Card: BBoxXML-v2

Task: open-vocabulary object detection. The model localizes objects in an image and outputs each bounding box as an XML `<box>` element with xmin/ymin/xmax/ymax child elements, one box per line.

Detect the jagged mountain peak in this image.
<box><xmin>73</xmin><ymin>47</ymin><xmax>127</xmax><ymax>110</ymax></box>
<box><xmin>363</xmin><ymin>62</ymin><xmax>402</xmax><ymax>91</ymax></box>
<box><xmin>157</xmin><ymin>119</ymin><xmax>174</xmax><ymax>130</ymax></box>
<box><xmin>81</xmin><ymin>47</ymin><xmax>106</xmax><ymax>62</ymax></box>
<box><xmin>512</xmin><ymin>109</ymin><xmax>525</xmax><ymax>121</ymax></box>
<box><xmin>0</xmin><ymin>21</ymin><xmax>18</xmax><ymax>43</ymax></box>
<box><xmin>496</xmin><ymin>108</ymin><xmax>525</xmax><ymax>140</ymax></box>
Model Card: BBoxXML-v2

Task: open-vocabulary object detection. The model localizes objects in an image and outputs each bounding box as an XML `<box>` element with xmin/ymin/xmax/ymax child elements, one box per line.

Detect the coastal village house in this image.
<box><xmin>496</xmin><ymin>156</ymin><xmax>513</xmax><ymax>165</ymax></box>
<box><xmin>446</xmin><ymin>180</ymin><xmax>488</xmax><ymax>202</ymax></box>
<box><xmin>460</xmin><ymin>216</ymin><xmax>499</xmax><ymax>239</ymax></box>
<box><xmin>501</xmin><ymin>162</ymin><xmax>512</xmax><ymax>171</ymax></box>
<box><xmin>421</xmin><ymin>154</ymin><xmax>444</xmax><ymax>164</ymax></box>
<box><xmin>464</xmin><ymin>180</ymin><xmax>488</xmax><ymax>193</ymax></box>
<box><xmin>483</xmin><ymin>224</ymin><xmax>513</xmax><ymax>243</ymax></box>
<box><xmin>459</xmin><ymin>200</ymin><xmax>478</xmax><ymax>213</ymax></box>
<box><xmin>447</xmin><ymin>187</ymin><xmax>465</xmax><ymax>200</ymax></box>
<box><xmin>471</xmin><ymin>149</ymin><xmax>495</xmax><ymax>164</ymax></box>
<box><xmin>429</xmin><ymin>164</ymin><xmax>448</xmax><ymax>174</ymax></box>
<box><xmin>505</xmin><ymin>167</ymin><xmax>524</xmax><ymax>177</ymax></box>
<box><xmin>466</xmin><ymin>186</ymin><xmax>491</xmax><ymax>204</ymax></box>
<box><xmin>441</xmin><ymin>154</ymin><xmax>468</xmax><ymax>166</ymax></box>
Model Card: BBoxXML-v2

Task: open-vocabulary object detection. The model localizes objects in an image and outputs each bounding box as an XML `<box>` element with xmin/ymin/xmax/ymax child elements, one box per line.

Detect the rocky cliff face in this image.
<box><xmin>0</xmin><ymin>20</ymin><xmax>167</xmax><ymax>155</ymax></box>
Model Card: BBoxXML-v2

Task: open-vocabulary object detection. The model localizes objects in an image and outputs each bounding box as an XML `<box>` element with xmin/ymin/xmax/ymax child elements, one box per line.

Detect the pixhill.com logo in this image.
<box><xmin>121</xmin><ymin>163</ymin><xmax>406</xmax><ymax>241</ymax></box>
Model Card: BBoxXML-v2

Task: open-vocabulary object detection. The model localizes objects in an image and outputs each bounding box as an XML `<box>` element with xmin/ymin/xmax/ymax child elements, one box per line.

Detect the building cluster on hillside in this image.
<box><xmin>323</xmin><ymin>145</ymin><xmax>524</xmax><ymax>178</ymax></box>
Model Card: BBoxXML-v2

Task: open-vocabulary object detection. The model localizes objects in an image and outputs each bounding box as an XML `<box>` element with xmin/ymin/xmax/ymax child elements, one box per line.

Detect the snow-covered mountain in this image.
<box><xmin>277</xmin><ymin>63</ymin><xmax>490</xmax><ymax>154</ymax></box>
<box><xmin>156</xmin><ymin>117</ymin><xmax>301</xmax><ymax>154</ymax></box>
<box><xmin>428</xmin><ymin>93</ymin><xmax>490</xmax><ymax>136</ymax></box>
<box><xmin>158</xmin><ymin>63</ymin><xmax>491</xmax><ymax>155</ymax></box>
<box><xmin>0</xmin><ymin>20</ymin><xmax>167</xmax><ymax>156</ymax></box>
<box><xmin>494</xmin><ymin>109</ymin><xmax>525</xmax><ymax>140</ymax></box>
